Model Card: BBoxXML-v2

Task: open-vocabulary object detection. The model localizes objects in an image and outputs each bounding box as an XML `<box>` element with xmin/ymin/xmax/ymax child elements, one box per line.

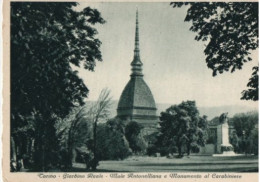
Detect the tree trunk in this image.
<box><xmin>67</xmin><ymin>127</ymin><xmax>73</xmax><ymax>169</ymax></box>
<box><xmin>178</xmin><ymin>144</ymin><xmax>182</xmax><ymax>157</ymax></box>
<box><xmin>67</xmin><ymin>117</ymin><xmax>79</xmax><ymax>169</ymax></box>
<box><xmin>187</xmin><ymin>142</ymin><xmax>191</xmax><ymax>156</ymax></box>
<box><xmin>42</xmin><ymin>138</ymin><xmax>45</xmax><ymax>172</ymax></box>
<box><xmin>93</xmin><ymin>120</ymin><xmax>97</xmax><ymax>162</ymax></box>
<box><xmin>11</xmin><ymin>137</ymin><xmax>17</xmax><ymax>161</ymax></box>
<box><xmin>34</xmin><ymin>115</ymin><xmax>47</xmax><ymax>172</ymax></box>
<box><xmin>91</xmin><ymin>117</ymin><xmax>100</xmax><ymax>171</ymax></box>
<box><xmin>34</xmin><ymin>132</ymin><xmax>43</xmax><ymax>171</ymax></box>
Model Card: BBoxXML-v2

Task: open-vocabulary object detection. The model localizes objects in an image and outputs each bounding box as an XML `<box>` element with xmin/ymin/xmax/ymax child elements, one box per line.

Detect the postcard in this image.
<box><xmin>2</xmin><ymin>0</ymin><xmax>259</xmax><ymax>181</ymax></box>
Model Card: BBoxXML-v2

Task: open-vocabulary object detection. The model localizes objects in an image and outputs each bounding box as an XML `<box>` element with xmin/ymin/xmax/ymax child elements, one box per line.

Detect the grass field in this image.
<box><xmin>72</xmin><ymin>155</ymin><xmax>258</xmax><ymax>172</ymax></box>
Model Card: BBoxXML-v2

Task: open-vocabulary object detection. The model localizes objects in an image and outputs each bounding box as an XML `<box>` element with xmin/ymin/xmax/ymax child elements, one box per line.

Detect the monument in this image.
<box><xmin>117</xmin><ymin>11</ymin><xmax>158</xmax><ymax>134</ymax></box>
<box><xmin>213</xmin><ymin>113</ymin><xmax>236</xmax><ymax>156</ymax></box>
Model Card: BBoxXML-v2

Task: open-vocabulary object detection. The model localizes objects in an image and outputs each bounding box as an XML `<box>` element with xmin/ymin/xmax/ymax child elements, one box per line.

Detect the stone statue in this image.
<box><xmin>219</xmin><ymin>112</ymin><xmax>228</xmax><ymax>124</ymax></box>
<box><xmin>212</xmin><ymin>112</ymin><xmax>238</xmax><ymax>156</ymax></box>
<box><xmin>214</xmin><ymin>112</ymin><xmax>236</xmax><ymax>156</ymax></box>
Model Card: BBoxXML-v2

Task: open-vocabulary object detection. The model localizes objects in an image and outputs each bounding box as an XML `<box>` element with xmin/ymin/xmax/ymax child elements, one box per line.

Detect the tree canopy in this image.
<box><xmin>11</xmin><ymin>2</ymin><xmax>105</xmax><ymax>121</ymax></box>
<box><xmin>11</xmin><ymin>2</ymin><xmax>105</xmax><ymax>171</ymax></box>
<box><xmin>231</xmin><ymin>111</ymin><xmax>258</xmax><ymax>138</ymax></box>
<box><xmin>241</xmin><ymin>66</ymin><xmax>258</xmax><ymax>101</ymax></box>
<box><xmin>96</xmin><ymin>119</ymin><xmax>131</xmax><ymax>160</ymax></box>
<box><xmin>171</xmin><ymin>2</ymin><xmax>258</xmax><ymax>101</ymax></box>
<box><xmin>157</xmin><ymin>101</ymin><xmax>207</xmax><ymax>157</ymax></box>
<box><xmin>230</xmin><ymin>111</ymin><xmax>258</xmax><ymax>154</ymax></box>
<box><xmin>125</xmin><ymin>121</ymin><xmax>147</xmax><ymax>154</ymax></box>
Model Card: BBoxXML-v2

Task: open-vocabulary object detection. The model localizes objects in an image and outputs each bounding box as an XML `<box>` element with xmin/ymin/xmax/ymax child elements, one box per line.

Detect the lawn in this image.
<box><xmin>73</xmin><ymin>155</ymin><xmax>258</xmax><ymax>172</ymax></box>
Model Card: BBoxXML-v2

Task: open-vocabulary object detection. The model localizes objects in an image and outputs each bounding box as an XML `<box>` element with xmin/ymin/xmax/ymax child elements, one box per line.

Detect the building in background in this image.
<box><xmin>117</xmin><ymin>11</ymin><xmax>158</xmax><ymax>134</ymax></box>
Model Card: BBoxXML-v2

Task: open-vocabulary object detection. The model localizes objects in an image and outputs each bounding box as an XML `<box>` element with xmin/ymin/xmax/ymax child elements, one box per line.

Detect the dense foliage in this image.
<box><xmin>229</xmin><ymin>111</ymin><xmax>258</xmax><ymax>154</ymax></box>
<box><xmin>55</xmin><ymin>88</ymin><xmax>112</xmax><ymax>170</ymax></box>
<box><xmin>171</xmin><ymin>2</ymin><xmax>258</xmax><ymax>101</ymax></box>
<box><xmin>96</xmin><ymin>119</ymin><xmax>131</xmax><ymax>160</ymax></box>
<box><xmin>125</xmin><ymin>121</ymin><xmax>148</xmax><ymax>154</ymax></box>
<box><xmin>11</xmin><ymin>2</ymin><xmax>104</xmax><ymax>171</ymax></box>
<box><xmin>232</xmin><ymin>111</ymin><xmax>258</xmax><ymax>137</ymax></box>
<box><xmin>157</xmin><ymin>101</ymin><xmax>208</xmax><ymax>157</ymax></box>
<box><xmin>241</xmin><ymin>66</ymin><xmax>259</xmax><ymax>101</ymax></box>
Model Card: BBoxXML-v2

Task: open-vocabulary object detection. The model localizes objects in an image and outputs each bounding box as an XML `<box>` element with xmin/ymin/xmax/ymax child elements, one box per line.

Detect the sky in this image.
<box><xmin>74</xmin><ymin>2</ymin><xmax>258</xmax><ymax>108</ymax></box>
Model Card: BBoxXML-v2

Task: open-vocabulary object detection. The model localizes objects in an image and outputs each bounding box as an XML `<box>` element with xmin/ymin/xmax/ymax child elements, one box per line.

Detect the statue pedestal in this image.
<box><xmin>214</xmin><ymin>122</ymin><xmax>236</xmax><ymax>156</ymax></box>
<box><xmin>220</xmin><ymin>144</ymin><xmax>235</xmax><ymax>155</ymax></box>
<box><xmin>213</xmin><ymin>113</ymin><xmax>242</xmax><ymax>157</ymax></box>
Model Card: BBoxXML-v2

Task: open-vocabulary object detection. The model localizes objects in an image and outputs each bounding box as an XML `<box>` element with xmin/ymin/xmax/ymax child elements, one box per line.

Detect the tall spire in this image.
<box><xmin>131</xmin><ymin>9</ymin><xmax>143</xmax><ymax>77</ymax></box>
<box><xmin>134</xmin><ymin>9</ymin><xmax>140</xmax><ymax>54</ymax></box>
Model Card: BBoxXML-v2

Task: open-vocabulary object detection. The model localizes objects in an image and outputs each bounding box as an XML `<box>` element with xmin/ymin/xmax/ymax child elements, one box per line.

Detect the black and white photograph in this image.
<box><xmin>6</xmin><ymin>1</ymin><xmax>258</xmax><ymax>176</ymax></box>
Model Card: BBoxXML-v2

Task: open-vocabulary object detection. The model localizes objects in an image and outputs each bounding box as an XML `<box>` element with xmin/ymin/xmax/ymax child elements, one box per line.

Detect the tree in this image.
<box><xmin>197</xmin><ymin>115</ymin><xmax>208</xmax><ymax>147</ymax></box>
<box><xmin>250</xmin><ymin>128</ymin><xmax>258</xmax><ymax>155</ymax></box>
<box><xmin>171</xmin><ymin>2</ymin><xmax>258</xmax><ymax>101</ymax></box>
<box><xmin>86</xmin><ymin>88</ymin><xmax>112</xmax><ymax>170</ymax></box>
<box><xmin>96</xmin><ymin>119</ymin><xmax>131</xmax><ymax>161</ymax></box>
<box><xmin>157</xmin><ymin>101</ymin><xmax>207</xmax><ymax>157</ymax></box>
<box><xmin>232</xmin><ymin>111</ymin><xmax>258</xmax><ymax>138</ymax></box>
<box><xmin>11</xmin><ymin>113</ymin><xmax>37</xmax><ymax>169</ymax></box>
<box><xmin>56</xmin><ymin>88</ymin><xmax>112</xmax><ymax>170</ymax></box>
<box><xmin>11</xmin><ymin>2</ymin><xmax>105</xmax><ymax>171</ymax></box>
<box><xmin>230</xmin><ymin>131</ymin><xmax>239</xmax><ymax>152</ymax></box>
<box><xmin>231</xmin><ymin>111</ymin><xmax>258</xmax><ymax>154</ymax></box>
<box><xmin>241</xmin><ymin>66</ymin><xmax>258</xmax><ymax>101</ymax></box>
<box><xmin>55</xmin><ymin>106</ymin><xmax>93</xmax><ymax>169</ymax></box>
<box><xmin>96</xmin><ymin>123</ymin><xmax>131</xmax><ymax>160</ymax></box>
<box><xmin>125</xmin><ymin>121</ymin><xmax>147</xmax><ymax>154</ymax></box>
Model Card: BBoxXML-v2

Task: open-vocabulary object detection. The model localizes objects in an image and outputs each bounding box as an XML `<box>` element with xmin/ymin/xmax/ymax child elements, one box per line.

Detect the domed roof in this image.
<box><xmin>118</xmin><ymin>77</ymin><xmax>156</xmax><ymax>109</ymax></box>
<box><xmin>117</xmin><ymin>10</ymin><xmax>157</xmax><ymax>116</ymax></box>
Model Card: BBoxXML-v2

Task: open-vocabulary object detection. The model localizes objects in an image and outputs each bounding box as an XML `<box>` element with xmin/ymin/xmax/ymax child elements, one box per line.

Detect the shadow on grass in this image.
<box><xmin>146</xmin><ymin>167</ymin><xmax>259</xmax><ymax>172</ymax></box>
<box><xmin>69</xmin><ymin>166</ymin><xmax>258</xmax><ymax>172</ymax></box>
<box><xmin>20</xmin><ymin>166</ymin><xmax>258</xmax><ymax>173</ymax></box>
<box><xmin>170</xmin><ymin>155</ymin><xmax>258</xmax><ymax>161</ymax></box>
<box><xmin>128</xmin><ymin>162</ymin><xmax>257</xmax><ymax>167</ymax></box>
<box><xmin>20</xmin><ymin>167</ymin><xmax>127</xmax><ymax>173</ymax></box>
<box><xmin>68</xmin><ymin>167</ymin><xmax>128</xmax><ymax>172</ymax></box>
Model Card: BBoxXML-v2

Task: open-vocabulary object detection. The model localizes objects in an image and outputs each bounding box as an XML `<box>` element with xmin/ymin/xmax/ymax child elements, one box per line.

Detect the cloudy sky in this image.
<box><xmin>75</xmin><ymin>2</ymin><xmax>258</xmax><ymax>108</ymax></box>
